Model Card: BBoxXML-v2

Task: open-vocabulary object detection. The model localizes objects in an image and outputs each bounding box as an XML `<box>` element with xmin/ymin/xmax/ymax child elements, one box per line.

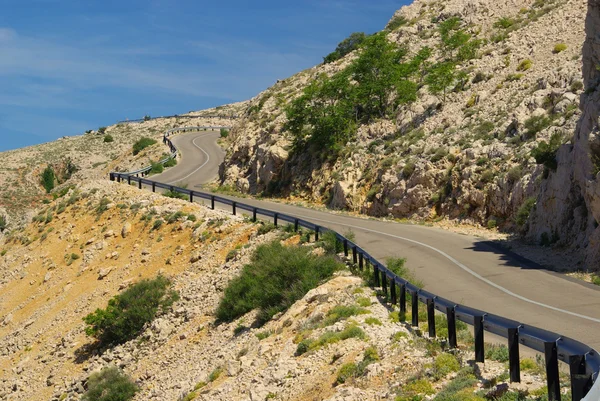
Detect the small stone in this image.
<box><xmin>121</xmin><ymin>223</ymin><xmax>132</xmax><ymax>238</ymax></box>
<box><xmin>98</xmin><ymin>267</ymin><xmax>112</xmax><ymax>280</ymax></box>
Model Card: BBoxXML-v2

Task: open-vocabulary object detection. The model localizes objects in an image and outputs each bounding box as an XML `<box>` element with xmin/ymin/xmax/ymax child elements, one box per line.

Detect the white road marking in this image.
<box><xmin>167</xmin><ymin>134</ymin><xmax>212</xmax><ymax>185</ymax></box>
<box><xmin>301</xmin><ymin>215</ymin><xmax>600</xmax><ymax>324</ymax></box>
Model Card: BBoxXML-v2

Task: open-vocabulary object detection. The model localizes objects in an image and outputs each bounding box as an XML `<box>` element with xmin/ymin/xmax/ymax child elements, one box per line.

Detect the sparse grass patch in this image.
<box><xmin>433</xmin><ymin>353</ymin><xmax>461</xmax><ymax>380</ymax></box>
<box><xmin>296</xmin><ymin>325</ymin><xmax>366</xmax><ymax>356</ymax></box>
<box><xmin>365</xmin><ymin>317</ymin><xmax>382</xmax><ymax>326</ymax></box>
<box><xmin>208</xmin><ymin>366</ymin><xmax>223</xmax><ymax>382</ymax></box>
<box><xmin>356</xmin><ymin>297</ymin><xmax>371</xmax><ymax>307</ymax></box>
<box><xmin>516</xmin><ymin>59</ymin><xmax>532</xmax><ymax>71</ymax></box>
<box><xmin>322</xmin><ymin>305</ymin><xmax>370</xmax><ymax>326</ymax></box>
<box><xmin>216</xmin><ymin>241</ymin><xmax>343</xmax><ymax>324</ymax></box>
<box><xmin>485</xmin><ymin>343</ymin><xmax>510</xmax><ymax>362</ymax></box>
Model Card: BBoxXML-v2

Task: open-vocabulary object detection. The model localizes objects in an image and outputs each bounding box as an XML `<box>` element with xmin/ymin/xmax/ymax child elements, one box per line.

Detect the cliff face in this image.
<box><xmin>529</xmin><ymin>0</ymin><xmax>600</xmax><ymax>267</ymax></box>
<box><xmin>219</xmin><ymin>0</ymin><xmax>600</xmax><ymax>268</ymax></box>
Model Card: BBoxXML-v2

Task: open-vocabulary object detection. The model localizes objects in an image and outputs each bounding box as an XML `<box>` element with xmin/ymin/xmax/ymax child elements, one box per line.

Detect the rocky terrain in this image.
<box><xmin>219</xmin><ymin>0</ymin><xmax>600</xmax><ymax>269</ymax></box>
<box><xmin>0</xmin><ymin>101</ymin><xmax>246</xmax><ymax>231</ymax></box>
<box><xmin>0</xmin><ymin>180</ymin><xmax>551</xmax><ymax>401</ymax></box>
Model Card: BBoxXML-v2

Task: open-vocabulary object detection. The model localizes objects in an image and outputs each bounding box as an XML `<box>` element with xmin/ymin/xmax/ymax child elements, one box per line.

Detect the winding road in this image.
<box><xmin>153</xmin><ymin>130</ymin><xmax>600</xmax><ymax>350</ymax></box>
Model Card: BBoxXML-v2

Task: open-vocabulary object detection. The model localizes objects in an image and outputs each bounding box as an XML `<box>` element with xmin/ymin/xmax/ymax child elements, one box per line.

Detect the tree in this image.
<box><xmin>425</xmin><ymin>62</ymin><xmax>457</xmax><ymax>101</ymax></box>
<box><xmin>41</xmin><ymin>166</ymin><xmax>56</xmax><ymax>193</ymax></box>
<box><xmin>323</xmin><ymin>32</ymin><xmax>367</xmax><ymax>64</ymax></box>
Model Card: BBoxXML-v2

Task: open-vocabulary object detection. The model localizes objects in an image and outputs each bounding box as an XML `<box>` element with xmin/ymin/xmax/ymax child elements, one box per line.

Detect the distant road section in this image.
<box><xmin>152</xmin><ymin>130</ymin><xmax>224</xmax><ymax>186</ymax></box>
<box><xmin>152</xmin><ymin>131</ymin><xmax>600</xmax><ymax>351</ymax></box>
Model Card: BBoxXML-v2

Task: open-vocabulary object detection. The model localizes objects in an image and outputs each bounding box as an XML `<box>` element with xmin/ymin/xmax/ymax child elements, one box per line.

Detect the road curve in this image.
<box><xmin>153</xmin><ymin>131</ymin><xmax>600</xmax><ymax>350</ymax></box>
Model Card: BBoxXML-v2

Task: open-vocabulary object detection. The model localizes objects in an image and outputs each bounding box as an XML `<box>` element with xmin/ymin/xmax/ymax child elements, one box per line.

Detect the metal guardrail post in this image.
<box><xmin>390</xmin><ymin>277</ymin><xmax>397</xmax><ymax>304</ymax></box>
<box><xmin>138</xmin><ymin>180</ymin><xmax>142</xmax><ymax>189</ymax></box>
<box><xmin>152</xmin><ymin>182</ymin><xmax>156</xmax><ymax>192</ymax></box>
<box><xmin>410</xmin><ymin>290</ymin><xmax>419</xmax><ymax>327</ymax></box>
<box><xmin>381</xmin><ymin>273</ymin><xmax>388</xmax><ymax>298</ymax></box>
<box><xmin>315</xmin><ymin>226</ymin><xmax>319</xmax><ymax>241</ymax></box>
<box><xmin>211</xmin><ymin>196</ymin><xmax>215</xmax><ymax>210</ymax></box>
<box><xmin>545</xmin><ymin>341</ymin><xmax>561</xmax><ymax>401</ymax></box>
<box><xmin>474</xmin><ymin>315</ymin><xmax>485</xmax><ymax>363</ymax></box>
<box><xmin>373</xmin><ymin>265</ymin><xmax>380</xmax><ymax>287</ymax></box>
<box><xmin>427</xmin><ymin>298</ymin><xmax>436</xmax><ymax>338</ymax></box>
<box><xmin>359</xmin><ymin>253</ymin><xmax>364</xmax><ymax>270</ymax></box>
<box><xmin>232</xmin><ymin>202</ymin><xmax>237</xmax><ymax>215</ymax></box>
<box><xmin>570</xmin><ymin>354</ymin><xmax>591</xmax><ymax>401</ymax></box>
<box><xmin>252</xmin><ymin>208</ymin><xmax>257</xmax><ymax>222</ymax></box>
<box><xmin>294</xmin><ymin>219</ymin><xmax>299</xmax><ymax>231</ymax></box>
<box><xmin>274</xmin><ymin>213</ymin><xmax>278</xmax><ymax>227</ymax></box>
<box><xmin>343</xmin><ymin>239</ymin><xmax>348</xmax><ymax>256</ymax></box>
<box><xmin>447</xmin><ymin>306</ymin><xmax>457</xmax><ymax>348</ymax></box>
<box><xmin>508</xmin><ymin>327</ymin><xmax>521</xmax><ymax>383</ymax></box>
<box><xmin>110</xmin><ymin>173</ymin><xmax>115</xmax><ymax>181</ymax></box>
<box><xmin>399</xmin><ymin>283</ymin><xmax>406</xmax><ymax>316</ymax></box>
<box><xmin>189</xmin><ymin>192</ymin><xmax>194</xmax><ymax>202</ymax></box>
<box><xmin>127</xmin><ymin>176</ymin><xmax>131</xmax><ymax>185</ymax></box>
<box><xmin>352</xmin><ymin>246</ymin><xmax>357</xmax><ymax>264</ymax></box>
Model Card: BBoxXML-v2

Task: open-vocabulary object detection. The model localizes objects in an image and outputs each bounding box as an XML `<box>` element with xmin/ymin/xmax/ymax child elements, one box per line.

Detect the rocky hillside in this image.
<box><xmin>220</xmin><ymin>0</ymin><xmax>600</xmax><ymax>268</ymax></box>
<box><xmin>0</xmin><ymin>181</ymin><xmax>551</xmax><ymax>401</ymax></box>
<box><xmin>0</xmin><ymin>101</ymin><xmax>245</xmax><ymax>232</ymax></box>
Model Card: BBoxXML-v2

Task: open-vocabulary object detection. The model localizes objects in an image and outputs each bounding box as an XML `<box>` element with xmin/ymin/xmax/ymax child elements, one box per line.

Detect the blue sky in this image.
<box><xmin>0</xmin><ymin>0</ymin><xmax>409</xmax><ymax>151</ymax></box>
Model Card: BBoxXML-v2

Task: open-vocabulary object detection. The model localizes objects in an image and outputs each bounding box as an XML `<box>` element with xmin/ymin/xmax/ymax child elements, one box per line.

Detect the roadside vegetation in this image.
<box><xmin>82</xmin><ymin>367</ymin><xmax>138</xmax><ymax>401</ymax></box>
<box><xmin>216</xmin><ymin>240</ymin><xmax>344</xmax><ymax>324</ymax></box>
<box><xmin>133</xmin><ymin>137</ymin><xmax>157</xmax><ymax>155</ymax></box>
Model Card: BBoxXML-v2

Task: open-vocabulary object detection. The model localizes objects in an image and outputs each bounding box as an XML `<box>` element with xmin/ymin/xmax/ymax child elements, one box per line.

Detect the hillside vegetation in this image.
<box><xmin>220</xmin><ymin>0</ymin><xmax>600</xmax><ymax>268</ymax></box>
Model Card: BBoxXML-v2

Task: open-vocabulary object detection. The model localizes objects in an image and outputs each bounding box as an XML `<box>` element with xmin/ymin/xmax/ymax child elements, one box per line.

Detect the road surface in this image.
<box><xmin>152</xmin><ymin>130</ymin><xmax>600</xmax><ymax>350</ymax></box>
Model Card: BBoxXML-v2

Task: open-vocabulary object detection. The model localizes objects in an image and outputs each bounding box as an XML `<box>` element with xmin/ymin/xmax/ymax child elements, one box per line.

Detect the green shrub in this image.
<box><xmin>365</xmin><ymin>317</ymin><xmax>382</xmax><ymax>326</ymax></box>
<box><xmin>323</xmin><ymin>305</ymin><xmax>370</xmax><ymax>326</ymax></box>
<box><xmin>591</xmin><ymin>275</ymin><xmax>600</xmax><ymax>286</ymax></box>
<box><xmin>208</xmin><ymin>367</ymin><xmax>223</xmax><ymax>382</ymax></box>
<box><xmin>494</xmin><ymin>17</ymin><xmax>515</xmax><ymax>29</ymax></box>
<box><xmin>132</xmin><ymin>137</ymin><xmax>157</xmax><ymax>155</ymax></box>
<box><xmin>433</xmin><ymin>353</ymin><xmax>461</xmax><ymax>380</ymax></box>
<box><xmin>571</xmin><ymin>80</ymin><xmax>584</xmax><ymax>92</ymax></box>
<box><xmin>487</xmin><ymin>219</ymin><xmax>497</xmax><ymax>229</ymax></box>
<box><xmin>400</xmin><ymin>379</ymin><xmax>435</xmax><ymax>398</ymax></box>
<box><xmin>216</xmin><ymin>241</ymin><xmax>343</xmax><ymax>324</ymax></box>
<box><xmin>387</xmin><ymin>257</ymin><xmax>423</xmax><ymax>288</ymax></box>
<box><xmin>356</xmin><ymin>297</ymin><xmax>371</xmax><ymax>307</ymax></box>
<box><xmin>505</xmin><ymin>73</ymin><xmax>523</xmax><ymax>82</ymax></box>
<box><xmin>336</xmin><ymin>363</ymin><xmax>358</xmax><ymax>384</ymax></box>
<box><xmin>150</xmin><ymin>162</ymin><xmax>164</xmax><ymax>174</ymax></box>
<box><xmin>402</xmin><ymin>161</ymin><xmax>416</xmax><ymax>178</ymax></box>
<box><xmin>220</xmin><ymin>128</ymin><xmax>229</xmax><ymax>138</ymax></box>
<box><xmin>553</xmin><ymin>43</ymin><xmax>567</xmax><ymax>53</ymax></box>
<box><xmin>82</xmin><ymin>367</ymin><xmax>138</xmax><ymax>401</ymax></box>
<box><xmin>485</xmin><ymin>344</ymin><xmax>509</xmax><ymax>362</ymax></box>
<box><xmin>0</xmin><ymin>215</ymin><xmax>6</xmax><ymax>232</ymax></box>
<box><xmin>83</xmin><ymin>275</ymin><xmax>179</xmax><ymax>346</ymax></box>
<box><xmin>152</xmin><ymin>219</ymin><xmax>164</xmax><ymax>231</ymax></box>
<box><xmin>41</xmin><ymin>166</ymin><xmax>56</xmax><ymax>193</ymax></box>
<box><xmin>324</xmin><ymin>32</ymin><xmax>367</xmax><ymax>64</ymax></box>
<box><xmin>531</xmin><ymin>132</ymin><xmax>562</xmax><ymax>170</ymax></box>
<box><xmin>515</xmin><ymin>197</ymin><xmax>536</xmax><ymax>226</ymax></box>
<box><xmin>103</xmin><ymin>134</ymin><xmax>114</xmax><ymax>143</ymax></box>
<box><xmin>163</xmin><ymin>189</ymin><xmax>187</xmax><ymax>200</ymax></box>
<box><xmin>163</xmin><ymin>157</ymin><xmax>177</xmax><ymax>168</ymax></box>
<box><xmin>507</xmin><ymin>166</ymin><xmax>523</xmax><ymax>183</ymax></box>
<box><xmin>524</xmin><ymin>115</ymin><xmax>551</xmax><ymax>139</ymax></box>
<box><xmin>516</xmin><ymin>59</ymin><xmax>532</xmax><ymax>71</ymax></box>
<box><xmin>386</xmin><ymin>15</ymin><xmax>408</xmax><ymax>31</ymax></box>
<box><xmin>98</xmin><ymin>127</ymin><xmax>107</xmax><ymax>134</ymax></box>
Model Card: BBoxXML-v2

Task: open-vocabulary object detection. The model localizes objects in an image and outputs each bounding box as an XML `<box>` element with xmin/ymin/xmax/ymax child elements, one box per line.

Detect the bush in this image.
<box><xmin>132</xmin><ymin>137</ymin><xmax>157</xmax><ymax>155</ymax></box>
<box><xmin>104</xmin><ymin>134</ymin><xmax>114</xmax><ymax>143</ymax></box>
<box><xmin>220</xmin><ymin>128</ymin><xmax>229</xmax><ymax>138</ymax></box>
<box><xmin>0</xmin><ymin>215</ymin><xmax>6</xmax><ymax>232</ymax></box>
<box><xmin>163</xmin><ymin>189</ymin><xmax>187</xmax><ymax>200</ymax></box>
<box><xmin>82</xmin><ymin>367</ymin><xmax>138</xmax><ymax>401</ymax></box>
<box><xmin>531</xmin><ymin>132</ymin><xmax>562</xmax><ymax>170</ymax></box>
<box><xmin>553</xmin><ymin>43</ymin><xmax>567</xmax><ymax>53</ymax></box>
<box><xmin>494</xmin><ymin>17</ymin><xmax>515</xmax><ymax>29</ymax></box>
<box><xmin>150</xmin><ymin>162</ymin><xmax>164</xmax><ymax>174</ymax></box>
<box><xmin>163</xmin><ymin>157</ymin><xmax>177</xmax><ymax>168</ymax></box>
<box><xmin>386</xmin><ymin>15</ymin><xmax>408</xmax><ymax>31</ymax></box>
<box><xmin>216</xmin><ymin>241</ymin><xmax>343</xmax><ymax>324</ymax></box>
<box><xmin>41</xmin><ymin>166</ymin><xmax>56</xmax><ymax>193</ymax></box>
<box><xmin>83</xmin><ymin>276</ymin><xmax>179</xmax><ymax>346</ymax></box>
<box><xmin>433</xmin><ymin>353</ymin><xmax>461</xmax><ymax>380</ymax></box>
<box><xmin>144</xmin><ymin>115</ymin><xmax>151</xmax><ymax>121</ymax></box>
<box><xmin>571</xmin><ymin>80</ymin><xmax>584</xmax><ymax>92</ymax></box>
<box><xmin>98</xmin><ymin>127</ymin><xmax>107</xmax><ymax>134</ymax></box>
<box><xmin>515</xmin><ymin>197</ymin><xmax>536</xmax><ymax>226</ymax></box>
<box><xmin>524</xmin><ymin>115</ymin><xmax>551</xmax><ymax>139</ymax></box>
<box><xmin>336</xmin><ymin>363</ymin><xmax>358</xmax><ymax>384</ymax></box>
<box><xmin>516</xmin><ymin>59</ymin><xmax>532</xmax><ymax>71</ymax></box>
<box><xmin>485</xmin><ymin>344</ymin><xmax>510</xmax><ymax>362</ymax></box>
<box><xmin>323</xmin><ymin>32</ymin><xmax>367</xmax><ymax>64</ymax></box>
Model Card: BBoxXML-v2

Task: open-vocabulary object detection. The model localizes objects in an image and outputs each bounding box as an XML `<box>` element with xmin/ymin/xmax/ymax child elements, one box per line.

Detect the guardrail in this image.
<box><xmin>117</xmin><ymin>114</ymin><xmax>237</xmax><ymax>124</ymax></box>
<box><xmin>110</xmin><ymin>129</ymin><xmax>600</xmax><ymax>401</ymax></box>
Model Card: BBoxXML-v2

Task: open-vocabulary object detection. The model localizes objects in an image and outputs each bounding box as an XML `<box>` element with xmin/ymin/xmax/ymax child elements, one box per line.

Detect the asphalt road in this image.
<box><xmin>152</xmin><ymin>131</ymin><xmax>600</xmax><ymax>351</ymax></box>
